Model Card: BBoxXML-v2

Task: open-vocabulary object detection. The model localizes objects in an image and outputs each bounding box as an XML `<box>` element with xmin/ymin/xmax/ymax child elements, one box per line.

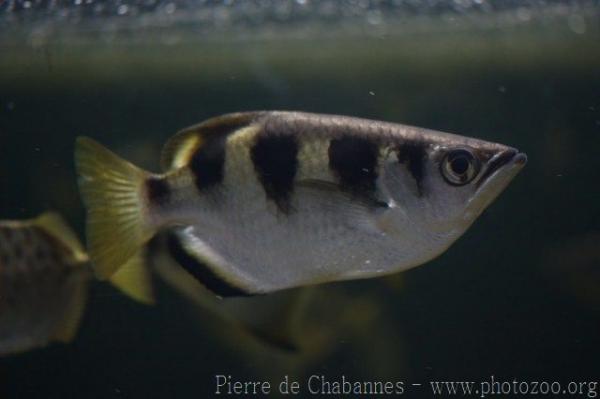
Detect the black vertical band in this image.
<box><xmin>396</xmin><ymin>142</ymin><xmax>427</xmax><ymax>195</ymax></box>
<box><xmin>250</xmin><ymin>134</ymin><xmax>299</xmax><ymax>213</ymax></box>
<box><xmin>328</xmin><ymin>135</ymin><xmax>380</xmax><ymax>194</ymax></box>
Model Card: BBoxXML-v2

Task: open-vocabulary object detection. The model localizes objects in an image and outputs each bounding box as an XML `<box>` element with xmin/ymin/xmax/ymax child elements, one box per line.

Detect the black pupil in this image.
<box><xmin>451</xmin><ymin>155</ymin><xmax>470</xmax><ymax>175</ymax></box>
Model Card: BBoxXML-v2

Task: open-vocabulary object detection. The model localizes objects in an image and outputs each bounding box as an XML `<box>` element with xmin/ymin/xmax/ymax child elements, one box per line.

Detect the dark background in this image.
<box><xmin>1</xmin><ymin>1</ymin><xmax>599</xmax><ymax>398</ymax></box>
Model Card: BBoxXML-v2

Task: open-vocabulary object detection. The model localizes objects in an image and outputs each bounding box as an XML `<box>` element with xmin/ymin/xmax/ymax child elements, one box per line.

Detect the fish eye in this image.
<box><xmin>441</xmin><ymin>149</ymin><xmax>480</xmax><ymax>186</ymax></box>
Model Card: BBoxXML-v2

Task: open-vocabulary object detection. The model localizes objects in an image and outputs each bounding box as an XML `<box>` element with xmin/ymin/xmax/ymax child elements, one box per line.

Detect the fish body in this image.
<box><xmin>147</xmin><ymin>233</ymin><xmax>311</xmax><ymax>351</ymax></box>
<box><xmin>0</xmin><ymin>213</ymin><xmax>90</xmax><ymax>356</ymax></box>
<box><xmin>75</xmin><ymin>111</ymin><xmax>526</xmax><ymax>296</ymax></box>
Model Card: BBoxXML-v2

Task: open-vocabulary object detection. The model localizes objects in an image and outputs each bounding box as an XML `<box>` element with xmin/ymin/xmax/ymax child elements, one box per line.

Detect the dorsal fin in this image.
<box><xmin>160</xmin><ymin>112</ymin><xmax>261</xmax><ymax>171</ymax></box>
<box><xmin>159</xmin><ymin>129</ymin><xmax>203</xmax><ymax>171</ymax></box>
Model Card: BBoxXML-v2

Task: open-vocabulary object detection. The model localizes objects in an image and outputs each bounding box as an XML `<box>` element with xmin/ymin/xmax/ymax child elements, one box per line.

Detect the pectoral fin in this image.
<box><xmin>240</xmin><ymin>287</ymin><xmax>314</xmax><ymax>352</ymax></box>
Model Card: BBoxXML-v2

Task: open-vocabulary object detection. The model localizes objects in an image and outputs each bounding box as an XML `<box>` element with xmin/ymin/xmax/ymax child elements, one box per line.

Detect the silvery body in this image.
<box><xmin>76</xmin><ymin>111</ymin><xmax>526</xmax><ymax>296</ymax></box>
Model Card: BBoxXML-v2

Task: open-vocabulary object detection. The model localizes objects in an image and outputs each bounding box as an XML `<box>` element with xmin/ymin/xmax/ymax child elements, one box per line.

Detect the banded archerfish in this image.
<box><xmin>75</xmin><ymin>111</ymin><xmax>526</xmax><ymax>297</ymax></box>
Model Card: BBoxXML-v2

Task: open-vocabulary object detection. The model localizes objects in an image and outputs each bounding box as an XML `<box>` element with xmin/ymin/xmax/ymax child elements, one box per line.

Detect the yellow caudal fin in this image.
<box><xmin>52</xmin><ymin>276</ymin><xmax>89</xmax><ymax>343</ymax></box>
<box><xmin>109</xmin><ymin>249</ymin><xmax>155</xmax><ymax>305</ymax></box>
<box><xmin>33</xmin><ymin>212</ymin><xmax>89</xmax><ymax>264</ymax></box>
<box><xmin>75</xmin><ymin>137</ymin><xmax>155</xmax><ymax>280</ymax></box>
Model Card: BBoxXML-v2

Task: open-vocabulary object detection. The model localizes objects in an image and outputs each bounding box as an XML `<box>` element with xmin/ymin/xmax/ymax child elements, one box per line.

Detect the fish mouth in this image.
<box><xmin>465</xmin><ymin>147</ymin><xmax>527</xmax><ymax>220</ymax></box>
<box><xmin>477</xmin><ymin>148</ymin><xmax>527</xmax><ymax>187</ymax></box>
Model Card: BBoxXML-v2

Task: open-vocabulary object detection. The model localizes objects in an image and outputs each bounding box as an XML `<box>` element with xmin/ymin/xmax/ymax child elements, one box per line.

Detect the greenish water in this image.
<box><xmin>1</xmin><ymin>1</ymin><xmax>599</xmax><ymax>398</ymax></box>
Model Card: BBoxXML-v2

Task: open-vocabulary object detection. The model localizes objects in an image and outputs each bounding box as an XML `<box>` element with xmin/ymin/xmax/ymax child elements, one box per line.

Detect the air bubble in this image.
<box><xmin>567</xmin><ymin>14</ymin><xmax>586</xmax><ymax>34</ymax></box>
<box><xmin>164</xmin><ymin>3</ymin><xmax>176</xmax><ymax>14</ymax></box>
<box><xmin>516</xmin><ymin>8</ymin><xmax>531</xmax><ymax>22</ymax></box>
<box><xmin>366</xmin><ymin>10</ymin><xmax>382</xmax><ymax>25</ymax></box>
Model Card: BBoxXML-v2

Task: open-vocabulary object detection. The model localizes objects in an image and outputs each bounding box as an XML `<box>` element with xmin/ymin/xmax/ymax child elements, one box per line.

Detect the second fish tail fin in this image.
<box><xmin>74</xmin><ymin>136</ymin><xmax>157</xmax><ymax>282</ymax></box>
<box><xmin>52</xmin><ymin>274</ymin><xmax>89</xmax><ymax>343</ymax></box>
<box><xmin>33</xmin><ymin>211</ymin><xmax>89</xmax><ymax>264</ymax></box>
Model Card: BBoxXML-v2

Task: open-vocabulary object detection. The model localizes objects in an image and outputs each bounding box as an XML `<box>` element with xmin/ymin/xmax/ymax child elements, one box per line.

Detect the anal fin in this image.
<box><xmin>109</xmin><ymin>250</ymin><xmax>155</xmax><ymax>305</ymax></box>
<box><xmin>166</xmin><ymin>232</ymin><xmax>252</xmax><ymax>298</ymax></box>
